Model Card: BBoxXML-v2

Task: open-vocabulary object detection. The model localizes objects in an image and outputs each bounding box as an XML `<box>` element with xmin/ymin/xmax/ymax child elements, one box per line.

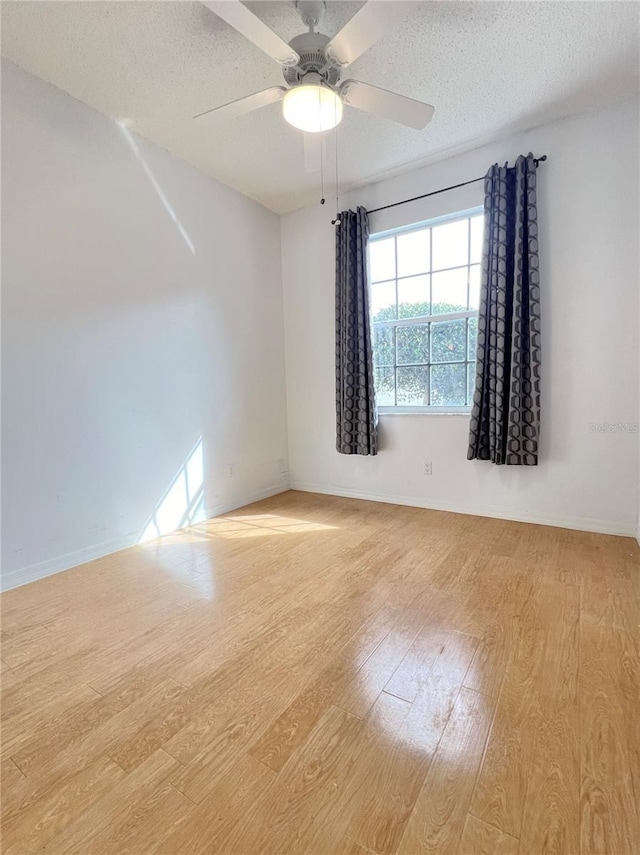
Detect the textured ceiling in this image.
<box><xmin>2</xmin><ymin>1</ymin><xmax>639</xmax><ymax>213</ymax></box>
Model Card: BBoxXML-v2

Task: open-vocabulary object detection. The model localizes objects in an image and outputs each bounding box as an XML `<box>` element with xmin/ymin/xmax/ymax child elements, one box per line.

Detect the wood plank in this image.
<box><xmin>160</xmin><ymin>594</ymin><xmax>387</xmax><ymax>783</ymax></box>
<box><xmin>396</xmin><ymin>687</ymin><xmax>494</xmax><ymax>855</ymax></box>
<box><xmin>336</xmin><ymin>690</ymin><xmax>432</xmax><ymax>855</ymax></box>
<box><xmin>167</xmin><ymin>678</ymin><xmax>291</xmax><ymax>804</ymax></box>
<box><xmin>40</xmin><ymin>749</ymin><xmax>191</xmax><ymax>854</ymax></box>
<box><xmin>248</xmin><ymin>605</ymin><xmax>398</xmax><ymax>771</ymax></box>
<box><xmin>1</xmin><ymin>683</ymin><xmax>101</xmax><ymax>761</ymax></box>
<box><xmin>339</xmin><ymin>840</ymin><xmax>372</xmax><ymax>855</ymax></box>
<box><xmin>581</xmin><ymin>573</ymin><xmax>638</xmax><ymax>634</ymax></box>
<box><xmin>457</xmin><ymin>814</ymin><xmax>518</xmax><ymax>855</ymax></box>
<box><xmin>386</xmin><ymin>628</ymin><xmax>477</xmax><ymax>703</ymax></box>
<box><xmin>580</xmin><ymin>624</ymin><xmax>639</xmax><ymax>855</ymax></box>
<box><xmin>0</xmin><ymin>757</ymin><xmax>30</xmax><ymax>813</ymax></box>
<box><xmin>462</xmin><ymin>572</ymin><xmax>532</xmax><ymax>701</ymax></box>
<box><xmin>518</xmin><ymin>582</ymin><xmax>580</xmax><ymax>854</ymax></box>
<box><xmin>332</xmin><ymin>602</ymin><xmax>428</xmax><ymax>717</ymax></box>
<box><xmin>99</xmin><ymin>590</ymin><xmax>364</xmax><ymax>776</ymax></box>
<box><xmin>10</xmin><ymin>678</ymin><xmax>183</xmax><ymax>779</ymax></box>
<box><xmin>463</xmin><ymin>620</ymin><xmax>510</xmax><ymax>701</ymax></box>
<box><xmin>1</xmin><ymin>755</ymin><xmax>125</xmax><ymax>854</ymax></box>
<box><xmin>9</xmin><ymin>678</ymin><xmax>183</xmax><ymax>791</ymax></box>
<box><xmin>0</xmin><ymin>624</ymin><xmax>61</xmax><ymax>669</ymax></box>
<box><xmin>469</xmin><ymin>581</ymin><xmax>556</xmax><ymax>837</ymax></box>
<box><xmin>223</xmin><ymin>704</ymin><xmax>363</xmax><ymax>854</ymax></box>
<box><xmin>156</xmin><ymin>752</ymin><xmax>275</xmax><ymax>854</ymax></box>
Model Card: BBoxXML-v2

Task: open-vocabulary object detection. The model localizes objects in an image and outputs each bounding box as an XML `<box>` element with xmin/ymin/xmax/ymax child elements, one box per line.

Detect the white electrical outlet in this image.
<box><xmin>423</xmin><ymin>461</ymin><xmax>432</xmax><ymax>476</ymax></box>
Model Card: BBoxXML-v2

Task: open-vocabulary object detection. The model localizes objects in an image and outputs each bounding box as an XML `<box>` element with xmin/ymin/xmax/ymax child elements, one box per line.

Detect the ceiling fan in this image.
<box><xmin>194</xmin><ymin>0</ymin><xmax>435</xmax><ymax>139</ymax></box>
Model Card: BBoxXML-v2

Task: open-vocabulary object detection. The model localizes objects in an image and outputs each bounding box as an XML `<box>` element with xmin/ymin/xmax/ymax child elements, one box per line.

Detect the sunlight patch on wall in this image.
<box><xmin>138</xmin><ymin>438</ymin><xmax>206</xmax><ymax>543</ymax></box>
<box><xmin>117</xmin><ymin>120</ymin><xmax>196</xmax><ymax>254</ymax></box>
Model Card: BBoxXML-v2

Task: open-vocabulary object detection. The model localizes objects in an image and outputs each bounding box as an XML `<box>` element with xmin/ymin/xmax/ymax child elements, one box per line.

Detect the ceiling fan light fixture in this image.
<box><xmin>283</xmin><ymin>79</ymin><xmax>343</xmax><ymax>133</ymax></box>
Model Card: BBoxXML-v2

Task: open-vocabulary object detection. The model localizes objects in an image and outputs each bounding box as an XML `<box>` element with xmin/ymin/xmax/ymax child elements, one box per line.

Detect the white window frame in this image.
<box><xmin>369</xmin><ymin>207</ymin><xmax>483</xmax><ymax>416</ymax></box>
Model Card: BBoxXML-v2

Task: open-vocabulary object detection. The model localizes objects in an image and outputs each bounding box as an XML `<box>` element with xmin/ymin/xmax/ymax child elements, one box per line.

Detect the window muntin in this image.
<box><xmin>369</xmin><ymin>210</ymin><xmax>483</xmax><ymax>412</ymax></box>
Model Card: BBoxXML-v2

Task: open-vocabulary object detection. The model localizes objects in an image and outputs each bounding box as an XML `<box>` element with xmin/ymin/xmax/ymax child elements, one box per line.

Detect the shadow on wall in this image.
<box><xmin>138</xmin><ymin>437</ymin><xmax>206</xmax><ymax>543</ymax></box>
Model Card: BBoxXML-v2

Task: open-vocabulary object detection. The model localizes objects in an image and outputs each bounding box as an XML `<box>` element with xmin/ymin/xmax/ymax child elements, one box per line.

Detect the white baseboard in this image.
<box><xmin>0</xmin><ymin>534</ymin><xmax>137</xmax><ymax>593</ymax></box>
<box><xmin>1</xmin><ymin>483</ymin><xmax>290</xmax><ymax>593</ymax></box>
<box><xmin>290</xmin><ymin>480</ymin><xmax>637</xmax><ymax>539</ymax></box>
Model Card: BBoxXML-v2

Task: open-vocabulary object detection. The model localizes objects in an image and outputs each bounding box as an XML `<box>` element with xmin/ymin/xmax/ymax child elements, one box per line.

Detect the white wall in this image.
<box><xmin>1</xmin><ymin>62</ymin><xmax>289</xmax><ymax>589</ymax></box>
<box><xmin>282</xmin><ymin>97</ymin><xmax>640</xmax><ymax>537</ymax></box>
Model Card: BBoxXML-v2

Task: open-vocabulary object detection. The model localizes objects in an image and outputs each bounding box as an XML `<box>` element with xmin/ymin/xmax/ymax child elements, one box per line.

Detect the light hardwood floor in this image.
<box><xmin>1</xmin><ymin>491</ymin><xmax>638</xmax><ymax>855</ymax></box>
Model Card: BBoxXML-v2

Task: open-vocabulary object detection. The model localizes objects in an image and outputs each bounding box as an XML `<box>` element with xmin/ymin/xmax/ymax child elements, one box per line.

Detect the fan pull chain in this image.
<box><xmin>318</xmin><ymin>84</ymin><xmax>326</xmax><ymax>207</ymax></box>
<box><xmin>320</xmin><ymin>134</ymin><xmax>325</xmax><ymax>206</ymax></box>
<box><xmin>331</xmin><ymin>122</ymin><xmax>341</xmax><ymax>225</ymax></box>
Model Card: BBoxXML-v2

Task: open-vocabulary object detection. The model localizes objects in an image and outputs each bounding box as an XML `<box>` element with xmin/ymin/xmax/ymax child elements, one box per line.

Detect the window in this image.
<box><xmin>369</xmin><ymin>209</ymin><xmax>483</xmax><ymax>413</ymax></box>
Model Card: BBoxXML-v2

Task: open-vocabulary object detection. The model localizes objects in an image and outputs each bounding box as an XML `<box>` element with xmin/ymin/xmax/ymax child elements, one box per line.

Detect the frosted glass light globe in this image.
<box><xmin>283</xmin><ymin>83</ymin><xmax>343</xmax><ymax>133</ymax></box>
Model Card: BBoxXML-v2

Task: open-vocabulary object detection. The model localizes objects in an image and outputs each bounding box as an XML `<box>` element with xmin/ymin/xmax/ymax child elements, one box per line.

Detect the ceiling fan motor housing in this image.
<box><xmin>282</xmin><ymin>32</ymin><xmax>340</xmax><ymax>87</ymax></box>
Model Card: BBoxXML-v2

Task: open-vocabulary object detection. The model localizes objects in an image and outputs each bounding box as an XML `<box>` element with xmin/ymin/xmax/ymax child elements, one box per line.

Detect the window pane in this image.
<box><xmin>369</xmin><ymin>237</ymin><xmax>395</xmax><ymax>282</ymax></box>
<box><xmin>431</xmin><ymin>268</ymin><xmax>468</xmax><ymax>314</ymax></box>
<box><xmin>370</xmin><ymin>280</ymin><xmax>396</xmax><ymax>321</ymax></box>
<box><xmin>373</xmin><ymin>326</ymin><xmax>395</xmax><ymax>367</ymax></box>
<box><xmin>397</xmin><ymin>366</ymin><xmax>429</xmax><ymax>405</ymax></box>
<box><xmin>431</xmin><ymin>319</ymin><xmax>466</xmax><ymax>363</ymax></box>
<box><xmin>397</xmin><ymin>229</ymin><xmax>429</xmax><ymax>277</ymax></box>
<box><xmin>468</xmin><ymin>264</ymin><xmax>481</xmax><ymax>310</ymax></box>
<box><xmin>375</xmin><ymin>367</ymin><xmax>395</xmax><ymax>405</ymax></box>
<box><xmin>397</xmin><ymin>324</ymin><xmax>429</xmax><ymax>365</ymax></box>
<box><xmin>432</xmin><ymin>218</ymin><xmax>468</xmax><ymax>270</ymax></box>
<box><xmin>430</xmin><ymin>363</ymin><xmax>466</xmax><ymax>406</ymax></box>
<box><xmin>397</xmin><ymin>275</ymin><xmax>430</xmax><ymax>319</ymax></box>
<box><xmin>470</xmin><ymin>215</ymin><xmax>484</xmax><ymax>264</ymax></box>
<box><xmin>467</xmin><ymin>363</ymin><xmax>476</xmax><ymax>405</ymax></box>
<box><xmin>467</xmin><ymin>316</ymin><xmax>478</xmax><ymax>361</ymax></box>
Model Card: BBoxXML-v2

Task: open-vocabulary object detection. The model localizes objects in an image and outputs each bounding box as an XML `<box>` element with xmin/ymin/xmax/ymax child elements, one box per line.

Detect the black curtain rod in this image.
<box><xmin>368</xmin><ymin>155</ymin><xmax>547</xmax><ymax>216</ymax></box>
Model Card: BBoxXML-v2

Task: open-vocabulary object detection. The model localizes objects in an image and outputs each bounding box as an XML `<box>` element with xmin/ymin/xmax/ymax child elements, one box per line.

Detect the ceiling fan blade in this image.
<box><xmin>325</xmin><ymin>1</ymin><xmax>410</xmax><ymax>68</ymax></box>
<box><xmin>202</xmin><ymin>1</ymin><xmax>300</xmax><ymax>67</ymax></box>
<box><xmin>193</xmin><ymin>86</ymin><xmax>287</xmax><ymax>124</ymax></box>
<box><xmin>340</xmin><ymin>80</ymin><xmax>434</xmax><ymax>130</ymax></box>
<box><xmin>303</xmin><ymin>133</ymin><xmax>322</xmax><ymax>174</ymax></box>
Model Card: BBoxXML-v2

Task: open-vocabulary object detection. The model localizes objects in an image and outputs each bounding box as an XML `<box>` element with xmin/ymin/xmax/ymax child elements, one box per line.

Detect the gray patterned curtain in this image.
<box><xmin>467</xmin><ymin>153</ymin><xmax>541</xmax><ymax>465</ymax></box>
<box><xmin>335</xmin><ymin>207</ymin><xmax>378</xmax><ymax>455</ymax></box>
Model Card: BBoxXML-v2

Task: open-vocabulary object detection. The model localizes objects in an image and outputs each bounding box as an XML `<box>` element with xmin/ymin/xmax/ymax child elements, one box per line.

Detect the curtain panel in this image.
<box><xmin>468</xmin><ymin>153</ymin><xmax>541</xmax><ymax>465</ymax></box>
<box><xmin>335</xmin><ymin>207</ymin><xmax>378</xmax><ymax>456</ymax></box>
